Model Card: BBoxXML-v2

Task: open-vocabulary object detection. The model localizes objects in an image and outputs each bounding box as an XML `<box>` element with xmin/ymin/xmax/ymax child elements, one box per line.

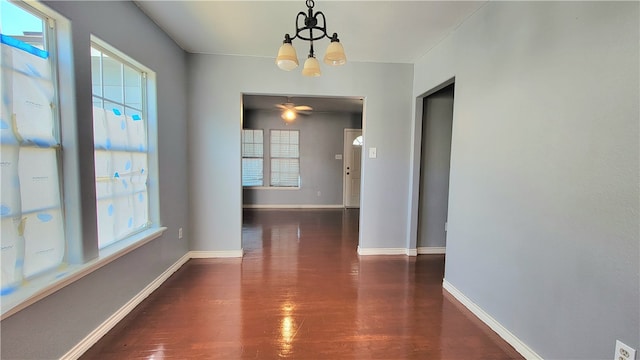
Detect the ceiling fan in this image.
<box><xmin>276</xmin><ymin>99</ymin><xmax>313</xmax><ymax>122</ymax></box>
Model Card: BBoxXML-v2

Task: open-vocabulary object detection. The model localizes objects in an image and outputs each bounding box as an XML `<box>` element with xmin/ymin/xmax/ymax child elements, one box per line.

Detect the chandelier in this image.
<box><xmin>275</xmin><ymin>0</ymin><xmax>347</xmax><ymax>77</ymax></box>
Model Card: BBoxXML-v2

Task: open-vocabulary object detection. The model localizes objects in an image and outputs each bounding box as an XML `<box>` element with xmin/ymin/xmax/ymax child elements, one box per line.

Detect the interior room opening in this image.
<box><xmin>240</xmin><ymin>94</ymin><xmax>364</xmax><ymax>253</ymax></box>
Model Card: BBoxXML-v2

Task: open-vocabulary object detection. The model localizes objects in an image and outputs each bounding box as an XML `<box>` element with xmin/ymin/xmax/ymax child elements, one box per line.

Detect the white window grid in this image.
<box><xmin>270</xmin><ymin>129</ymin><xmax>300</xmax><ymax>187</ymax></box>
<box><xmin>1</xmin><ymin>0</ymin><xmax>66</xmax><ymax>290</ymax></box>
<box><xmin>242</xmin><ymin>129</ymin><xmax>264</xmax><ymax>187</ymax></box>
<box><xmin>91</xmin><ymin>43</ymin><xmax>150</xmax><ymax>249</ymax></box>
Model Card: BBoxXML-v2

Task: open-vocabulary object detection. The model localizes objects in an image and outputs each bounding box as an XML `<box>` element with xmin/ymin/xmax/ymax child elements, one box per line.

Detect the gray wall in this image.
<box><xmin>410</xmin><ymin>2</ymin><xmax>639</xmax><ymax>358</ymax></box>
<box><xmin>417</xmin><ymin>85</ymin><xmax>453</xmax><ymax>248</ymax></box>
<box><xmin>1</xmin><ymin>1</ymin><xmax>189</xmax><ymax>358</ymax></box>
<box><xmin>188</xmin><ymin>54</ymin><xmax>413</xmax><ymax>252</ymax></box>
<box><xmin>243</xmin><ymin>109</ymin><xmax>361</xmax><ymax>206</ymax></box>
<box><xmin>5</xmin><ymin>2</ymin><xmax>633</xmax><ymax>359</ymax></box>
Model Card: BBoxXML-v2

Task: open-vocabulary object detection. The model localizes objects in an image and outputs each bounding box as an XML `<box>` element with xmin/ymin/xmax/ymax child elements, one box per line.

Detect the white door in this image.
<box><xmin>344</xmin><ymin>129</ymin><xmax>362</xmax><ymax>208</ymax></box>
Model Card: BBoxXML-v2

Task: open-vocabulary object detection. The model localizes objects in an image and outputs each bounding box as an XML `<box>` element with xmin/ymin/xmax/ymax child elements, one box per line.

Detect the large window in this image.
<box><xmin>241</xmin><ymin>129</ymin><xmax>263</xmax><ymax>186</ymax></box>
<box><xmin>0</xmin><ymin>1</ymin><xmax>65</xmax><ymax>294</ymax></box>
<box><xmin>0</xmin><ymin>1</ymin><xmax>161</xmax><ymax>317</ymax></box>
<box><xmin>270</xmin><ymin>130</ymin><xmax>300</xmax><ymax>187</ymax></box>
<box><xmin>91</xmin><ymin>43</ymin><xmax>150</xmax><ymax>249</ymax></box>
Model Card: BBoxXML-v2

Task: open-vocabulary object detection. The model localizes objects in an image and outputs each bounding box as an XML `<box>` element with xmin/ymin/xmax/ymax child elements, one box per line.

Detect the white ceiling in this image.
<box><xmin>135</xmin><ymin>1</ymin><xmax>486</xmax><ymax>112</ymax></box>
<box><xmin>134</xmin><ymin>0</ymin><xmax>487</xmax><ymax>64</ymax></box>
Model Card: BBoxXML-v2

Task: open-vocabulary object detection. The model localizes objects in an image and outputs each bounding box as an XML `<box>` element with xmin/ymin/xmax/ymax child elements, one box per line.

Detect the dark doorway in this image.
<box><xmin>417</xmin><ymin>83</ymin><xmax>454</xmax><ymax>251</ymax></box>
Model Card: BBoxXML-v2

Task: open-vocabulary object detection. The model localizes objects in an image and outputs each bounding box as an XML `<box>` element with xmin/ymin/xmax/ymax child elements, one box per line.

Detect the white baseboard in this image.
<box><xmin>417</xmin><ymin>246</ymin><xmax>446</xmax><ymax>254</ymax></box>
<box><xmin>189</xmin><ymin>250</ymin><xmax>243</xmax><ymax>258</ymax></box>
<box><xmin>243</xmin><ymin>204</ymin><xmax>344</xmax><ymax>209</ymax></box>
<box><xmin>61</xmin><ymin>249</ymin><xmax>245</xmax><ymax>359</ymax></box>
<box><xmin>357</xmin><ymin>247</ymin><xmax>416</xmax><ymax>256</ymax></box>
<box><xmin>356</xmin><ymin>247</ymin><xmax>445</xmax><ymax>256</ymax></box>
<box><xmin>442</xmin><ymin>279</ymin><xmax>543</xmax><ymax>360</ymax></box>
<box><xmin>60</xmin><ymin>252</ymin><xmax>191</xmax><ymax>360</ymax></box>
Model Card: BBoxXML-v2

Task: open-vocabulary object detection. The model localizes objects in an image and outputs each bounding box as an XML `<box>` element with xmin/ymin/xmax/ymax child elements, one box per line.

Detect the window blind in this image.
<box><xmin>242</xmin><ymin>129</ymin><xmax>263</xmax><ymax>186</ymax></box>
<box><xmin>270</xmin><ymin>130</ymin><xmax>299</xmax><ymax>187</ymax></box>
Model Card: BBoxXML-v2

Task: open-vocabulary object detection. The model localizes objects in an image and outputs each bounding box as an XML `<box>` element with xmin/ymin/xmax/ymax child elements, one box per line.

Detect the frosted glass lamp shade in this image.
<box><xmin>324</xmin><ymin>40</ymin><xmax>346</xmax><ymax>66</ymax></box>
<box><xmin>302</xmin><ymin>56</ymin><xmax>321</xmax><ymax>77</ymax></box>
<box><xmin>276</xmin><ymin>43</ymin><xmax>299</xmax><ymax>71</ymax></box>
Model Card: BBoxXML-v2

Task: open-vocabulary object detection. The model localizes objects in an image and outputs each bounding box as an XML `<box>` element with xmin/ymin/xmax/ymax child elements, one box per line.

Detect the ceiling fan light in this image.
<box><xmin>276</xmin><ymin>43</ymin><xmax>299</xmax><ymax>71</ymax></box>
<box><xmin>282</xmin><ymin>108</ymin><xmax>297</xmax><ymax>122</ymax></box>
<box><xmin>302</xmin><ymin>56</ymin><xmax>321</xmax><ymax>77</ymax></box>
<box><xmin>324</xmin><ymin>40</ymin><xmax>346</xmax><ymax>66</ymax></box>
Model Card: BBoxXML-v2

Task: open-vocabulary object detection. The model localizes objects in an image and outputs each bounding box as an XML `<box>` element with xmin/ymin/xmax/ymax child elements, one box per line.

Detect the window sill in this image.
<box><xmin>243</xmin><ymin>186</ymin><xmax>300</xmax><ymax>190</ymax></box>
<box><xmin>0</xmin><ymin>227</ymin><xmax>167</xmax><ymax>320</ymax></box>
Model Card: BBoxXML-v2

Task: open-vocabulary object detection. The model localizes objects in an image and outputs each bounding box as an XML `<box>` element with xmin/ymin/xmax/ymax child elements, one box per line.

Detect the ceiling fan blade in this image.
<box><xmin>275</xmin><ymin>104</ymin><xmax>288</xmax><ymax>110</ymax></box>
<box><xmin>295</xmin><ymin>106</ymin><xmax>313</xmax><ymax>111</ymax></box>
<box><xmin>298</xmin><ymin>111</ymin><xmax>312</xmax><ymax>116</ymax></box>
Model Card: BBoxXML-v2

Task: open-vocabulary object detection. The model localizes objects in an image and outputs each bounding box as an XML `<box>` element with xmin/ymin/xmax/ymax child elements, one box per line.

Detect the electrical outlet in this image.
<box><xmin>615</xmin><ymin>340</ymin><xmax>636</xmax><ymax>360</ymax></box>
<box><xmin>178</xmin><ymin>227</ymin><xmax>183</xmax><ymax>239</ymax></box>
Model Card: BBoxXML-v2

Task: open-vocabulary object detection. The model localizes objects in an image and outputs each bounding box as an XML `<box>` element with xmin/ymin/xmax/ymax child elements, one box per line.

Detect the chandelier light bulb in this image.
<box><xmin>302</xmin><ymin>56</ymin><xmax>321</xmax><ymax>77</ymax></box>
<box><xmin>324</xmin><ymin>37</ymin><xmax>346</xmax><ymax>66</ymax></box>
<box><xmin>276</xmin><ymin>42</ymin><xmax>299</xmax><ymax>71</ymax></box>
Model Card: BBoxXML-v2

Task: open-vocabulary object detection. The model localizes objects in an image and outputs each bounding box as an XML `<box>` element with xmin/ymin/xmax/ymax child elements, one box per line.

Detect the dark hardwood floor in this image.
<box><xmin>81</xmin><ymin>209</ymin><xmax>523</xmax><ymax>359</ymax></box>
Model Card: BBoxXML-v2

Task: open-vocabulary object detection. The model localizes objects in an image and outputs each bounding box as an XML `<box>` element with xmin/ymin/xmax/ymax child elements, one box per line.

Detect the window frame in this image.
<box><xmin>90</xmin><ymin>36</ymin><xmax>162</xmax><ymax>257</ymax></box>
<box><xmin>241</xmin><ymin>129</ymin><xmax>264</xmax><ymax>187</ymax></box>
<box><xmin>269</xmin><ymin>129</ymin><xmax>300</xmax><ymax>188</ymax></box>
<box><xmin>1</xmin><ymin>0</ymin><xmax>68</xmax><ymax>288</ymax></box>
<box><xmin>0</xmin><ymin>15</ymin><xmax>166</xmax><ymax>319</ymax></box>
<box><xmin>90</xmin><ymin>39</ymin><xmax>152</xmax><ymax>249</ymax></box>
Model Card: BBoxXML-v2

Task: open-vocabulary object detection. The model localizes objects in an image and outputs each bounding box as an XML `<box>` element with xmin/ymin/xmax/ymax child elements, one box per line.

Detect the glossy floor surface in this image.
<box><xmin>82</xmin><ymin>209</ymin><xmax>523</xmax><ymax>359</ymax></box>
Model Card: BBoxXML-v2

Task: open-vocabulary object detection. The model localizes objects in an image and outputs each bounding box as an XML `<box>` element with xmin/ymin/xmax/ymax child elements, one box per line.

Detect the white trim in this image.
<box><xmin>417</xmin><ymin>246</ymin><xmax>446</xmax><ymax>254</ymax></box>
<box><xmin>243</xmin><ymin>204</ymin><xmax>343</xmax><ymax>209</ymax></box>
<box><xmin>442</xmin><ymin>279</ymin><xmax>543</xmax><ymax>360</ymax></box>
<box><xmin>2</xmin><ymin>227</ymin><xmax>167</xmax><ymax>320</ymax></box>
<box><xmin>60</xmin><ymin>252</ymin><xmax>191</xmax><ymax>360</ymax></box>
<box><xmin>243</xmin><ymin>186</ymin><xmax>300</xmax><ymax>190</ymax></box>
<box><xmin>357</xmin><ymin>247</ymin><xmax>414</xmax><ymax>256</ymax></box>
<box><xmin>189</xmin><ymin>250</ymin><xmax>244</xmax><ymax>258</ymax></box>
<box><xmin>406</xmin><ymin>248</ymin><xmax>418</xmax><ymax>256</ymax></box>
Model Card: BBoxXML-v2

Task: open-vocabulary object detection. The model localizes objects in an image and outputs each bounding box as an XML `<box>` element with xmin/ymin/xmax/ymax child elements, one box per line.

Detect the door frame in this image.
<box><xmin>407</xmin><ymin>77</ymin><xmax>455</xmax><ymax>252</ymax></box>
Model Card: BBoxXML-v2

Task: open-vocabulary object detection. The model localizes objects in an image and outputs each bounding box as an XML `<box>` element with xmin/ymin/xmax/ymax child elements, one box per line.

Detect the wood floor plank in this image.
<box><xmin>81</xmin><ymin>209</ymin><xmax>523</xmax><ymax>359</ymax></box>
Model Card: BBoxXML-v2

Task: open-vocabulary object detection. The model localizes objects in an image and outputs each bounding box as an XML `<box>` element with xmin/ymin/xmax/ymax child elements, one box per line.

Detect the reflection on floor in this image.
<box><xmin>81</xmin><ymin>209</ymin><xmax>522</xmax><ymax>359</ymax></box>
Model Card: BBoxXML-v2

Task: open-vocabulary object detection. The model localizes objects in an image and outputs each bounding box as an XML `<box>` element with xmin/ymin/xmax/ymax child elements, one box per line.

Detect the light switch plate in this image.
<box><xmin>335</xmin><ymin>154</ymin><xmax>343</xmax><ymax>160</ymax></box>
<box><xmin>369</xmin><ymin>147</ymin><xmax>377</xmax><ymax>158</ymax></box>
